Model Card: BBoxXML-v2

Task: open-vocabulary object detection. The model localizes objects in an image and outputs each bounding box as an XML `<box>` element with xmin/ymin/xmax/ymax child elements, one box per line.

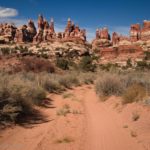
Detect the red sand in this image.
<box><xmin>0</xmin><ymin>85</ymin><xmax>150</xmax><ymax>150</ymax></box>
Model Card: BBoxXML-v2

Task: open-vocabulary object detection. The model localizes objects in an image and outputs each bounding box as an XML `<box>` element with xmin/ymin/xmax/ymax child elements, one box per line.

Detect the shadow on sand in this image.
<box><xmin>0</xmin><ymin>98</ymin><xmax>55</xmax><ymax>129</ymax></box>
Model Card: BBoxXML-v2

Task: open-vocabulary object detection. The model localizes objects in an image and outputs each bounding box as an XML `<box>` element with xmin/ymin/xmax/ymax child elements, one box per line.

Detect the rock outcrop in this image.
<box><xmin>0</xmin><ymin>17</ymin><xmax>150</xmax><ymax>65</ymax></box>
<box><xmin>141</xmin><ymin>20</ymin><xmax>150</xmax><ymax>41</ymax></box>
<box><xmin>130</xmin><ymin>24</ymin><xmax>141</xmax><ymax>42</ymax></box>
<box><xmin>92</xmin><ymin>20</ymin><xmax>150</xmax><ymax>64</ymax></box>
<box><xmin>0</xmin><ymin>14</ymin><xmax>86</xmax><ymax>44</ymax></box>
<box><xmin>92</xmin><ymin>28</ymin><xmax>112</xmax><ymax>50</ymax></box>
<box><xmin>14</xmin><ymin>20</ymin><xmax>36</xmax><ymax>43</ymax></box>
<box><xmin>0</xmin><ymin>23</ymin><xmax>16</xmax><ymax>42</ymax></box>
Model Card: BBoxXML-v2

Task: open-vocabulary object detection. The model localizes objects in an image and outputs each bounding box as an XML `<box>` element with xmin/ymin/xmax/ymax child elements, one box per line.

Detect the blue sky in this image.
<box><xmin>0</xmin><ymin>0</ymin><xmax>150</xmax><ymax>41</ymax></box>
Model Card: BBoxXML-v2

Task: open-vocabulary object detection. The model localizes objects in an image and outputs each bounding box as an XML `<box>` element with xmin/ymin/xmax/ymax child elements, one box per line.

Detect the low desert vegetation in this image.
<box><xmin>0</xmin><ymin>69</ymin><xmax>97</xmax><ymax>126</ymax></box>
<box><xmin>57</xmin><ymin>104</ymin><xmax>71</xmax><ymax>116</ymax></box>
<box><xmin>63</xmin><ymin>93</ymin><xmax>74</xmax><ymax>99</ymax></box>
<box><xmin>95</xmin><ymin>73</ymin><xmax>124</xmax><ymax>97</ymax></box>
<box><xmin>95</xmin><ymin>71</ymin><xmax>150</xmax><ymax>104</ymax></box>
<box><xmin>0</xmin><ymin>73</ymin><xmax>46</xmax><ymax>126</ymax></box>
<box><xmin>21</xmin><ymin>56</ymin><xmax>55</xmax><ymax>73</ymax></box>
<box><xmin>0</xmin><ymin>52</ymin><xmax>149</xmax><ymax>127</ymax></box>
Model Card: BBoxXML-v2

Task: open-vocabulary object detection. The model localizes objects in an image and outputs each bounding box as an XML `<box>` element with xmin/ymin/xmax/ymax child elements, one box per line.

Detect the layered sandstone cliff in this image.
<box><xmin>92</xmin><ymin>20</ymin><xmax>150</xmax><ymax>64</ymax></box>
<box><xmin>0</xmin><ymin>17</ymin><xmax>150</xmax><ymax>65</ymax></box>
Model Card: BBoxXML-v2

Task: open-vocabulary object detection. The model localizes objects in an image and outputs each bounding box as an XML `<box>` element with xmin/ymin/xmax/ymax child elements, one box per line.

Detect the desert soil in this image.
<box><xmin>0</xmin><ymin>85</ymin><xmax>150</xmax><ymax>150</ymax></box>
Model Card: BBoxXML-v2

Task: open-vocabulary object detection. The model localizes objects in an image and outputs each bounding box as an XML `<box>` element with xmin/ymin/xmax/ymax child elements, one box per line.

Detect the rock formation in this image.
<box><xmin>92</xmin><ymin>20</ymin><xmax>150</xmax><ymax>64</ymax></box>
<box><xmin>141</xmin><ymin>20</ymin><xmax>150</xmax><ymax>41</ymax></box>
<box><xmin>0</xmin><ymin>23</ymin><xmax>16</xmax><ymax>42</ymax></box>
<box><xmin>0</xmin><ymin>16</ymin><xmax>150</xmax><ymax>64</ymax></box>
<box><xmin>130</xmin><ymin>24</ymin><xmax>141</xmax><ymax>42</ymax></box>
<box><xmin>15</xmin><ymin>19</ymin><xmax>36</xmax><ymax>43</ymax></box>
<box><xmin>112</xmin><ymin>32</ymin><xmax>120</xmax><ymax>45</ymax></box>
<box><xmin>63</xmin><ymin>18</ymin><xmax>86</xmax><ymax>42</ymax></box>
<box><xmin>92</xmin><ymin>27</ymin><xmax>112</xmax><ymax>49</ymax></box>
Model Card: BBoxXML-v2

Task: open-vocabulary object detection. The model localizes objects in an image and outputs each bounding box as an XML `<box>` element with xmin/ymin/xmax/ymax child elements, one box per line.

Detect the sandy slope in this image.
<box><xmin>0</xmin><ymin>85</ymin><xmax>149</xmax><ymax>150</ymax></box>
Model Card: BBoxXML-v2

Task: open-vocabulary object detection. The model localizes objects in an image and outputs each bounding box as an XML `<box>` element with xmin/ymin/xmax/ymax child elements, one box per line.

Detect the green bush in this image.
<box><xmin>79</xmin><ymin>56</ymin><xmax>96</xmax><ymax>72</ymax></box>
<box><xmin>126</xmin><ymin>58</ymin><xmax>132</xmax><ymax>68</ymax></box>
<box><xmin>0</xmin><ymin>48</ymin><xmax>11</xmax><ymax>55</ymax></box>
<box><xmin>144</xmin><ymin>51</ymin><xmax>150</xmax><ymax>60</ymax></box>
<box><xmin>56</xmin><ymin>58</ymin><xmax>69</xmax><ymax>70</ymax></box>
<box><xmin>136</xmin><ymin>61</ymin><xmax>150</xmax><ymax>70</ymax></box>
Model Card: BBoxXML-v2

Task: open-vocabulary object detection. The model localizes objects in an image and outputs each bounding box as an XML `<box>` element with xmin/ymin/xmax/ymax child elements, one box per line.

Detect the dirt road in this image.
<box><xmin>0</xmin><ymin>86</ymin><xmax>147</xmax><ymax>150</ymax></box>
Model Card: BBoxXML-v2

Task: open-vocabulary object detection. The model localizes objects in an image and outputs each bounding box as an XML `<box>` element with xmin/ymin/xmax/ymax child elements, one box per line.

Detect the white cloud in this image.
<box><xmin>0</xmin><ymin>7</ymin><xmax>18</xmax><ymax>18</ymax></box>
<box><xmin>0</xmin><ymin>18</ymin><xmax>27</xmax><ymax>26</ymax></box>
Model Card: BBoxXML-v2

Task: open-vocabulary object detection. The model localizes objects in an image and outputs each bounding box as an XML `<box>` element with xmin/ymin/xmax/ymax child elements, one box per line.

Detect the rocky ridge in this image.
<box><xmin>0</xmin><ymin>16</ymin><xmax>150</xmax><ymax>65</ymax></box>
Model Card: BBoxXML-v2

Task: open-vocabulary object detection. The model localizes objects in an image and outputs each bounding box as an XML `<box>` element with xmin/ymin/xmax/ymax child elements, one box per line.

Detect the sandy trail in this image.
<box><xmin>83</xmin><ymin>87</ymin><xmax>144</xmax><ymax>150</ymax></box>
<box><xmin>0</xmin><ymin>86</ymin><xmax>146</xmax><ymax>150</ymax></box>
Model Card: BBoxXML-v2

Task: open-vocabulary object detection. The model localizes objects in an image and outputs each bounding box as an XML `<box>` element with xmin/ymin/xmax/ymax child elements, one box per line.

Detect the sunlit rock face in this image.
<box><xmin>130</xmin><ymin>24</ymin><xmax>141</xmax><ymax>42</ymax></box>
<box><xmin>92</xmin><ymin>20</ymin><xmax>150</xmax><ymax>63</ymax></box>
<box><xmin>92</xmin><ymin>28</ymin><xmax>112</xmax><ymax>50</ymax></box>
<box><xmin>0</xmin><ymin>23</ymin><xmax>16</xmax><ymax>43</ymax></box>
<box><xmin>141</xmin><ymin>20</ymin><xmax>150</xmax><ymax>41</ymax></box>
<box><xmin>112</xmin><ymin>32</ymin><xmax>120</xmax><ymax>45</ymax></box>
<box><xmin>63</xmin><ymin>18</ymin><xmax>86</xmax><ymax>42</ymax></box>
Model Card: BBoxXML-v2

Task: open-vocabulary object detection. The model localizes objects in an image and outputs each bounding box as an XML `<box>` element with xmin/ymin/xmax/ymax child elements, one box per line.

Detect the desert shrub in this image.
<box><xmin>59</xmin><ymin>73</ymin><xmax>80</xmax><ymax>88</ymax></box>
<box><xmin>126</xmin><ymin>58</ymin><xmax>132</xmax><ymax>68</ymax></box>
<box><xmin>57</xmin><ymin>104</ymin><xmax>70</xmax><ymax>116</ymax></box>
<box><xmin>0</xmin><ymin>73</ymin><xmax>46</xmax><ymax>124</ymax></box>
<box><xmin>120</xmin><ymin>72</ymin><xmax>150</xmax><ymax>91</ymax></box>
<box><xmin>21</xmin><ymin>56</ymin><xmax>55</xmax><ymax>73</ymax></box>
<box><xmin>37</xmin><ymin>73</ymin><xmax>63</xmax><ymax>93</ymax></box>
<box><xmin>56</xmin><ymin>58</ymin><xmax>69</xmax><ymax>70</ymax></box>
<box><xmin>144</xmin><ymin>51</ymin><xmax>150</xmax><ymax>60</ymax></box>
<box><xmin>79</xmin><ymin>56</ymin><xmax>96</xmax><ymax>72</ymax></box>
<box><xmin>18</xmin><ymin>46</ymin><xmax>28</xmax><ymax>53</ymax></box>
<box><xmin>122</xmin><ymin>84</ymin><xmax>146</xmax><ymax>104</ymax></box>
<box><xmin>136</xmin><ymin>61</ymin><xmax>150</xmax><ymax>70</ymax></box>
<box><xmin>0</xmin><ymin>48</ymin><xmax>11</xmax><ymax>55</ymax></box>
<box><xmin>99</xmin><ymin>63</ymin><xmax>119</xmax><ymax>71</ymax></box>
<box><xmin>95</xmin><ymin>74</ymin><xmax>123</xmax><ymax>97</ymax></box>
<box><xmin>79</xmin><ymin>72</ymin><xmax>96</xmax><ymax>84</ymax></box>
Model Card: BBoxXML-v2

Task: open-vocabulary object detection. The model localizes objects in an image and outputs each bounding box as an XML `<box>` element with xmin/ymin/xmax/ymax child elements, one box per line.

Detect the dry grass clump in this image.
<box><xmin>122</xmin><ymin>84</ymin><xmax>146</xmax><ymax>104</ymax></box>
<box><xmin>37</xmin><ymin>73</ymin><xmax>64</xmax><ymax>93</ymax></box>
<box><xmin>95</xmin><ymin>73</ymin><xmax>123</xmax><ymax>97</ymax></box>
<box><xmin>79</xmin><ymin>72</ymin><xmax>96</xmax><ymax>84</ymax></box>
<box><xmin>94</xmin><ymin>71</ymin><xmax>150</xmax><ymax>103</ymax></box>
<box><xmin>58</xmin><ymin>73</ymin><xmax>80</xmax><ymax>88</ymax></box>
<box><xmin>63</xmin><ymin>93</ymin><xmax>74</xmax><ymax>99</ymax></box>
<box><xmin>57</xmin><ymin>104</ymin><xmax>71</xmax><ymax>116</ymax></box>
